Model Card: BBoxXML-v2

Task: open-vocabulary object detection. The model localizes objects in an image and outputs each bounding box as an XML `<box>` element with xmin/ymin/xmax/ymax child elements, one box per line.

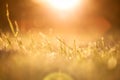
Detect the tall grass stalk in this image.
<box><xmin>6</xmin><ymin>4</ymin><xmax>19</xmax><ymax>37</ymax></box>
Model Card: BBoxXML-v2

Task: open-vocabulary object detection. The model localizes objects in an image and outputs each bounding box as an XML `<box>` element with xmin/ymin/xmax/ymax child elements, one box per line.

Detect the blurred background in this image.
<box><xmin>0</xmin><ymin>0</ymin><xmax>120</xmax><ymax>39</ymax></box>
<box><xmin>0</xmin><ymin>0</ymin><xmax>120</xmax><ymax>80</ymax></box>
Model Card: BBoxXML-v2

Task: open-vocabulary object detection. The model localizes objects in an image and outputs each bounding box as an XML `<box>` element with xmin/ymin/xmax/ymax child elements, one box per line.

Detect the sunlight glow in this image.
<box><xmin>43</xmin><ymin>0</ymin><xmax>80</xmax><ymax>11</ymax></box>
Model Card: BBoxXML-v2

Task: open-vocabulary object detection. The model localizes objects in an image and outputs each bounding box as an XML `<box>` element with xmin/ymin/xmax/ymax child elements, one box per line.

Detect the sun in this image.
<box><xmin>44</xmin><ymin>0</ymin><xmax>80</xmax><ymax>10</ymax></box>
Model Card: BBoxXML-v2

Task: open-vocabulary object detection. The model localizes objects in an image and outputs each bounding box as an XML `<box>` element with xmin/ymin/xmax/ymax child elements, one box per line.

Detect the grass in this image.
<box><xmin>0</xmin><ymin>4</ymin><xmax>120</xmax><ymax>80</ymax></box>
<box><xmin>0</xmin><ymin>31</ymin><xmax>120</xmax><ymax>80</ymax></box>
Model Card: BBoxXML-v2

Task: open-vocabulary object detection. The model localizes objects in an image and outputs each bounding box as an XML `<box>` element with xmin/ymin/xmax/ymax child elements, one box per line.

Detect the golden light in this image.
<box><xmin>33</xmin><ymin>0</ymin><xmax>81</xmax><ymax>11</ymax></box>
<box><xmin>31</xmin><ymin>0</ymin><xmax>111</xmax><ymax>42</ymax></box>
<box><xmin>45</xmin><ymin>0</ymin><xmax>80</xmax><ymax>10</ymax></box>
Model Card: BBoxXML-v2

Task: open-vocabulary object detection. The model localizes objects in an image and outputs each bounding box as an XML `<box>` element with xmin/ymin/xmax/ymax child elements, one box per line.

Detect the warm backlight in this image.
<box><xmin>42</xmin><ymin>0</ymin><xmax>80</xmax><ymax>10</ymax></box>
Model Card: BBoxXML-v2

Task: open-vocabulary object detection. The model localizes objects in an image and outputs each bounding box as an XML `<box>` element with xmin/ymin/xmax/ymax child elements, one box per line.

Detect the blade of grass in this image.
<box><xmin>6</xmin><ymin>4</ymin><xmax>19</xmax><ymax>37</ymax></box>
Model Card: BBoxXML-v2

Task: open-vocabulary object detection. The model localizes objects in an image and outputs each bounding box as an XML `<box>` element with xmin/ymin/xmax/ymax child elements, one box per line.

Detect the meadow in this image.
<box><xmin>0</xmin><ymin>4</ymin><xmax>120</xmax><ymax>80</ymax></box>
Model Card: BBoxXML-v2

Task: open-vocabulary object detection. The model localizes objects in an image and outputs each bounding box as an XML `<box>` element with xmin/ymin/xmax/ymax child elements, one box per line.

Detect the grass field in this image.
<box><xmin>0</xmin><ymin>31</ymin><xmax>120</xmax><ymax>80</ymax></box>
<box><xmin>0</xmin><ymin>4</ymin><xmax>120</xmax><ymax>80</ymax></box>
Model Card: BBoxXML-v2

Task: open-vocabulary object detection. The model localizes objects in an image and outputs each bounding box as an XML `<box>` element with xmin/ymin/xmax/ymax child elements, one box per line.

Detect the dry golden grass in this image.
<box><xmin>0</xmin><ymin>4</ymin><xmax>120</xmax><ymax>80</ymax></box>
